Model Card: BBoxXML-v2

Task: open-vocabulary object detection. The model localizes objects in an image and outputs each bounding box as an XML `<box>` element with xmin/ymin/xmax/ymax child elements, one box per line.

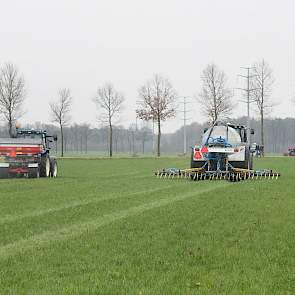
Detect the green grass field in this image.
<box><xmin>0</xmin><ymin>157</ymin><xmax>294</xmax><ymax>294</ymax></box>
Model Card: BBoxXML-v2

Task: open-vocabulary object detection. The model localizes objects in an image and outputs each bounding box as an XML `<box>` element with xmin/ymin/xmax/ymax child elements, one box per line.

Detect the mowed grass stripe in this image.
<box><xmin>0</xmin><ymin>175</ymin><xmax>169</xmax><ymax>218</ymax></box>
<box><xmin>0</xmin><ymin>184</ymin><xmax>176</xmax><ymax>225</ymax></box>
<box><xmin>0</xmin><ymin>185</ymin><xmax>190</xmax><ymax>247</ymax></box>
<box><xmin>0</xmin><ymin>183</ymin><xmax>229</xmax><ymax>260</ymax></box>
<box><xmin>0</xmin><ymin>181</ymin><xmax>208</xmax><ymax>246</ymax></box>
<box><xmin>0</xmin><ymin>171</ymin><xmax>145</xmax><ymax>200</ymax></box>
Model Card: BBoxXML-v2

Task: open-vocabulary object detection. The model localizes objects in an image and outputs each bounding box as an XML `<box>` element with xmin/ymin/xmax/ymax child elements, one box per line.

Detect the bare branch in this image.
<box><xmin>250</xmin><ymin>59</ymin><xmax>274</xmax><ymax>150</ymax></box>
<box><xmin>93</xmin><ymin>83</ymin><xmax>124</xmax><ymax>157</ymax></box>
<box><xmin>251</xmin><ymin>59</ymin><xmax>274</xmax><ymax>113</ymax></box>
<box><xmin>136</xmin><ymin>74</ymin><xmax>176</xmax><ymax>122</ymax></box>
<box><xmin>93</xmin><ymin>84</ymin><xmax>124</xmax><ymax>123</ymax></box>
<box><xmin>50</xmin><ymin>88</ymin><xmax>72</xmax><ymax>126</ymax></box>
<box><xmin>0</xmin><ymin>63</ymin><xmax>26</xmax><ymax>136</ymax></box>
<box><xmin>197</xmin><ymin>64</ymin><xmax>233</xmax><ymax>124</ymax></box>
<box><xmin>136</xmin><ymin>74</ymin><xmax>176</xmax><ymax>156</ymax></box>
<box><xmin>50</xmin><ymin>88</ymin><xmax>72</xmax><ymax>156</ymax></box>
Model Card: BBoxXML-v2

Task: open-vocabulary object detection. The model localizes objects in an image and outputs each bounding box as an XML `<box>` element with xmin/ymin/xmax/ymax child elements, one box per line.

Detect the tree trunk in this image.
<box><xmin>8</xmin><ymin>112</ymin><xmax>13</xmax><ymax>137</ymax></box>
<box><xmin>260</xmin><ymin>110</ymin><xmax>264</xmax><ymax>156</ymax></box>
<box><xmin>109</xmin><ymin>122</ymin><xmax>113</xmax><ymax>157</ymax></box>
<box><xmin>8</xmin><ymin>121</ymin><xmax>13</xmax><ymax>137</ymax></box>
<box><xmin>85</xmin><ymin>135</ymin><xmax>88</xmax><ymax>154</ymax></box>
<box><xmin>132</xmin><ymin>131</ymin><xmax>135</xmax><ymax>154</ymax></box>
<box><xmin>157</xmin><ymin>117</ymin><xmax>161</xmax><ymax>157</ymax></box>
<box><xmin>142</xmin><ymin>139</ymin><xmax>145</xmax><ymax>154</ymax></box>
<box><xmin>115</xmin><ymin>134</ymin><xmax>118</xmax><ymax>153</ymax></box>
<box><xmin>64</xmin><ymin>136</ymin><xmax>67</xmax><ymax>153</ymax></box>
<box><xmin>128</xmin><ymin>132</ymin><xmax>132</xmax><ymax>154</ymax></box>
<box><xmin>152</xmin><ymin>120</ymin><xmax>155</xmax><ymax>154</ymax></box>
<box><xmin>213</xmin><ymin>97</ymin><xmax>218</xmax><ymax>124</ymax></box>
<box><xmin>60</xmin><ymin>124</ymin><xmax>64</xmax><ymax>157</ymax></box>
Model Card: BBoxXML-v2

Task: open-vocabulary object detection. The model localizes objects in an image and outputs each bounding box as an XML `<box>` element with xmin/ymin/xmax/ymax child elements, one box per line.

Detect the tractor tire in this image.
<box><xmin>0</xmin><ymin>168</ymin><xmax>9</xmax><ymax>179</ymax></box>
<box><xmin>248</xmin><ymin>152</ymin><xmax>253</xmax><ymax>170</ymax></box>
<box><xmin>28</xmin><ymin>167</ymin><xmax>40</xmax><ymax>178</ymax></box>
<box><xmin>40</xmin><ymin>155</ymin><xmax>50</xmax><ymax>177</ymax></box>
<box><xmin>50</xmin><ymin>158</ymin><xmax>58</xmax><ymax>177</ymax></box>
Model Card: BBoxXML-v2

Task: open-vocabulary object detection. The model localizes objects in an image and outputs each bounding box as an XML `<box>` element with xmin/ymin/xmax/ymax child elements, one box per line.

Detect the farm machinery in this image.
<box><xmin>155</xmin><ymin>122</ymin><xmax>280</xmax><ymax>182</ymax></box>
<box><xmin>0</xmin><ymin>128</ymin><xmax>58</xmax><ymax>178</ymax></box>
<box><xmin>283</xmin><ymin>147</ymin><xmax>295</xmax><ymax>157</ymax></box>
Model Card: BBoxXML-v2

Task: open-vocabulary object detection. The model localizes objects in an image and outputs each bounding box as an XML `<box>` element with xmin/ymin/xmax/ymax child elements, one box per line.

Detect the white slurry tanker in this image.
<box><xmin>155</xmin><ymin>122</ymin><xmax>280</xmax><ymax>182</ymax></box>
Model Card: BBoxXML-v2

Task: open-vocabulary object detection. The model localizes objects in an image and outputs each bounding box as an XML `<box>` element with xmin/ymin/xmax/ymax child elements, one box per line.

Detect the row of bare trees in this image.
<box><xmin>0</xmin><ymin>61</ymin><xmax>276</xmax><ymax>157</ymax></box>
<box><xmin>92</xmin><ymin>77</ymin><xmax>177</xmax><ymax>158</ymax></box>
<box><xmin>49</xmin><ymin>84</ymin><xmax>125</xmax><ymax>157</ymax></box>
<box><xmin>49</xmin><ymin>76</ymin><xmax>176</xmax><ymax>158</ymax></box>
<box><xmin>0</xmin><ymin>117</ymin><xmax>291</xmax><ymax>154</ymax></box>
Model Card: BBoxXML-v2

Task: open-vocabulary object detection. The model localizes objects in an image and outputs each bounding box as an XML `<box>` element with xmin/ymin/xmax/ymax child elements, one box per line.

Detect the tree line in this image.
<box><xmin>0</xmin><ymin>60</ymin><xmax>288</xmax><ymax>157</ymax></box>
<box><xmin>0</xmin><ymin>117</ymin><xmax>292</xmax><ymax>155</ymax></box>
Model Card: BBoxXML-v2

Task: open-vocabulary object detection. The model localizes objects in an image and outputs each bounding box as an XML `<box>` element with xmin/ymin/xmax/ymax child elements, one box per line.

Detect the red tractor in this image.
<box><xmin>0</xmin><ymin>128</ymin><xmax>58</xmax><ymax>178</ymax></box>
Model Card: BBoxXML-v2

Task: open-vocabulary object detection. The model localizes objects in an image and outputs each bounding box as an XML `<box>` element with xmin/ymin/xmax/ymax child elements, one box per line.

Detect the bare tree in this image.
<box><xmin>0</xmin><ymin>63</ymin><xmax>25</xmax><ymax>137</ymax></box>
<box><xmin>93</xmin><ymin>84</ymin><xmax>124</xmax><ymax>157</ymax></box>
<box><xmin>50</xmin><ymin>88</ymin><xmax>72</xmax><ymax>157</ymax></box>
<box><xmin>198</xmin><ymin>64</ymin><xmax>233</xmax><ymax>124</ymax></box>
<box><xmin>136</xmin><ymin>75</ymin><xmax>176</xmax><ymax>157</ymax></box>
<box><xmin>251</xmin><ymin>59</ymin><xmax>274</xmax><ymax>154</ymax></box>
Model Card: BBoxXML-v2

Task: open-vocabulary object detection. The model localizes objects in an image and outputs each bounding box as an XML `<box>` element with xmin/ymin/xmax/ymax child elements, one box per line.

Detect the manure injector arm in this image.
<box><xmin>155</xmin><ymin>167</ymin><xmax>281</xmax><ymax>182</ymax></box>
<box><xmin>156</xmin><ymin>122</ymin><xmax>281</xmax><ymax>182</ymax></box>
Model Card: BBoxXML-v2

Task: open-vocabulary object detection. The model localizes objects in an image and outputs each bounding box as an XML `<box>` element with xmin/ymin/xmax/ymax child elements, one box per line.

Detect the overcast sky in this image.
<box><xmin>0</xmin><ymin>0</ymin><xmax>294</xmax><ymax>132</ymax></box>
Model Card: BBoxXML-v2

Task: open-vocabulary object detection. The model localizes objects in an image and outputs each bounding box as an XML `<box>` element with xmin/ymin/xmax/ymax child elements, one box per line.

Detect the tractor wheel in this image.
<box><xmin>40</xmin><ymin>155</ymin><xmax>50</xmax><ymax>177</ymax></box>
<box><xmin>228</xmin><ymin>173</ymin><xmax>237</xmax><ymax>182</ymax></box>
<box><xmin>50</xmin><ymin>158</ymin><xmax>58</xmax><ymax>178</ymax></box>
<box><xmin>191</xmin><ymin>158</ymin><xmax>206</xmax><ymax>169</ymax></box>
<box><xmin>0</xmin><ymin>168</ymin><xmax>9</xmax><ymax>178</ymax></box>
<box><xmin>28</xmin><ymin>168</ymin><xmax>40</xmax><ymax>178</ymax></box>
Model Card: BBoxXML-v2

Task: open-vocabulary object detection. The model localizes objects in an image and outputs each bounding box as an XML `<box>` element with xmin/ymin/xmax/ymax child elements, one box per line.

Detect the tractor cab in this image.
<box><xmin>203</xmin><ymin>123</ymin><xmax>254</xmax><ymax>145</ymax></box>
<box><xmin>202</xmin><ymin>123</ymin><xmax>253</xmax><ymax>146</ymax></box>
<box><xmin>226</xmin><ymin>124</ymin><xmax>247</xmax><ymax>143</ymax></box>
<box><xmin>16</xmin><ymin>128</ymin><xmax>57</xmax><ymax>151</ymax></box>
